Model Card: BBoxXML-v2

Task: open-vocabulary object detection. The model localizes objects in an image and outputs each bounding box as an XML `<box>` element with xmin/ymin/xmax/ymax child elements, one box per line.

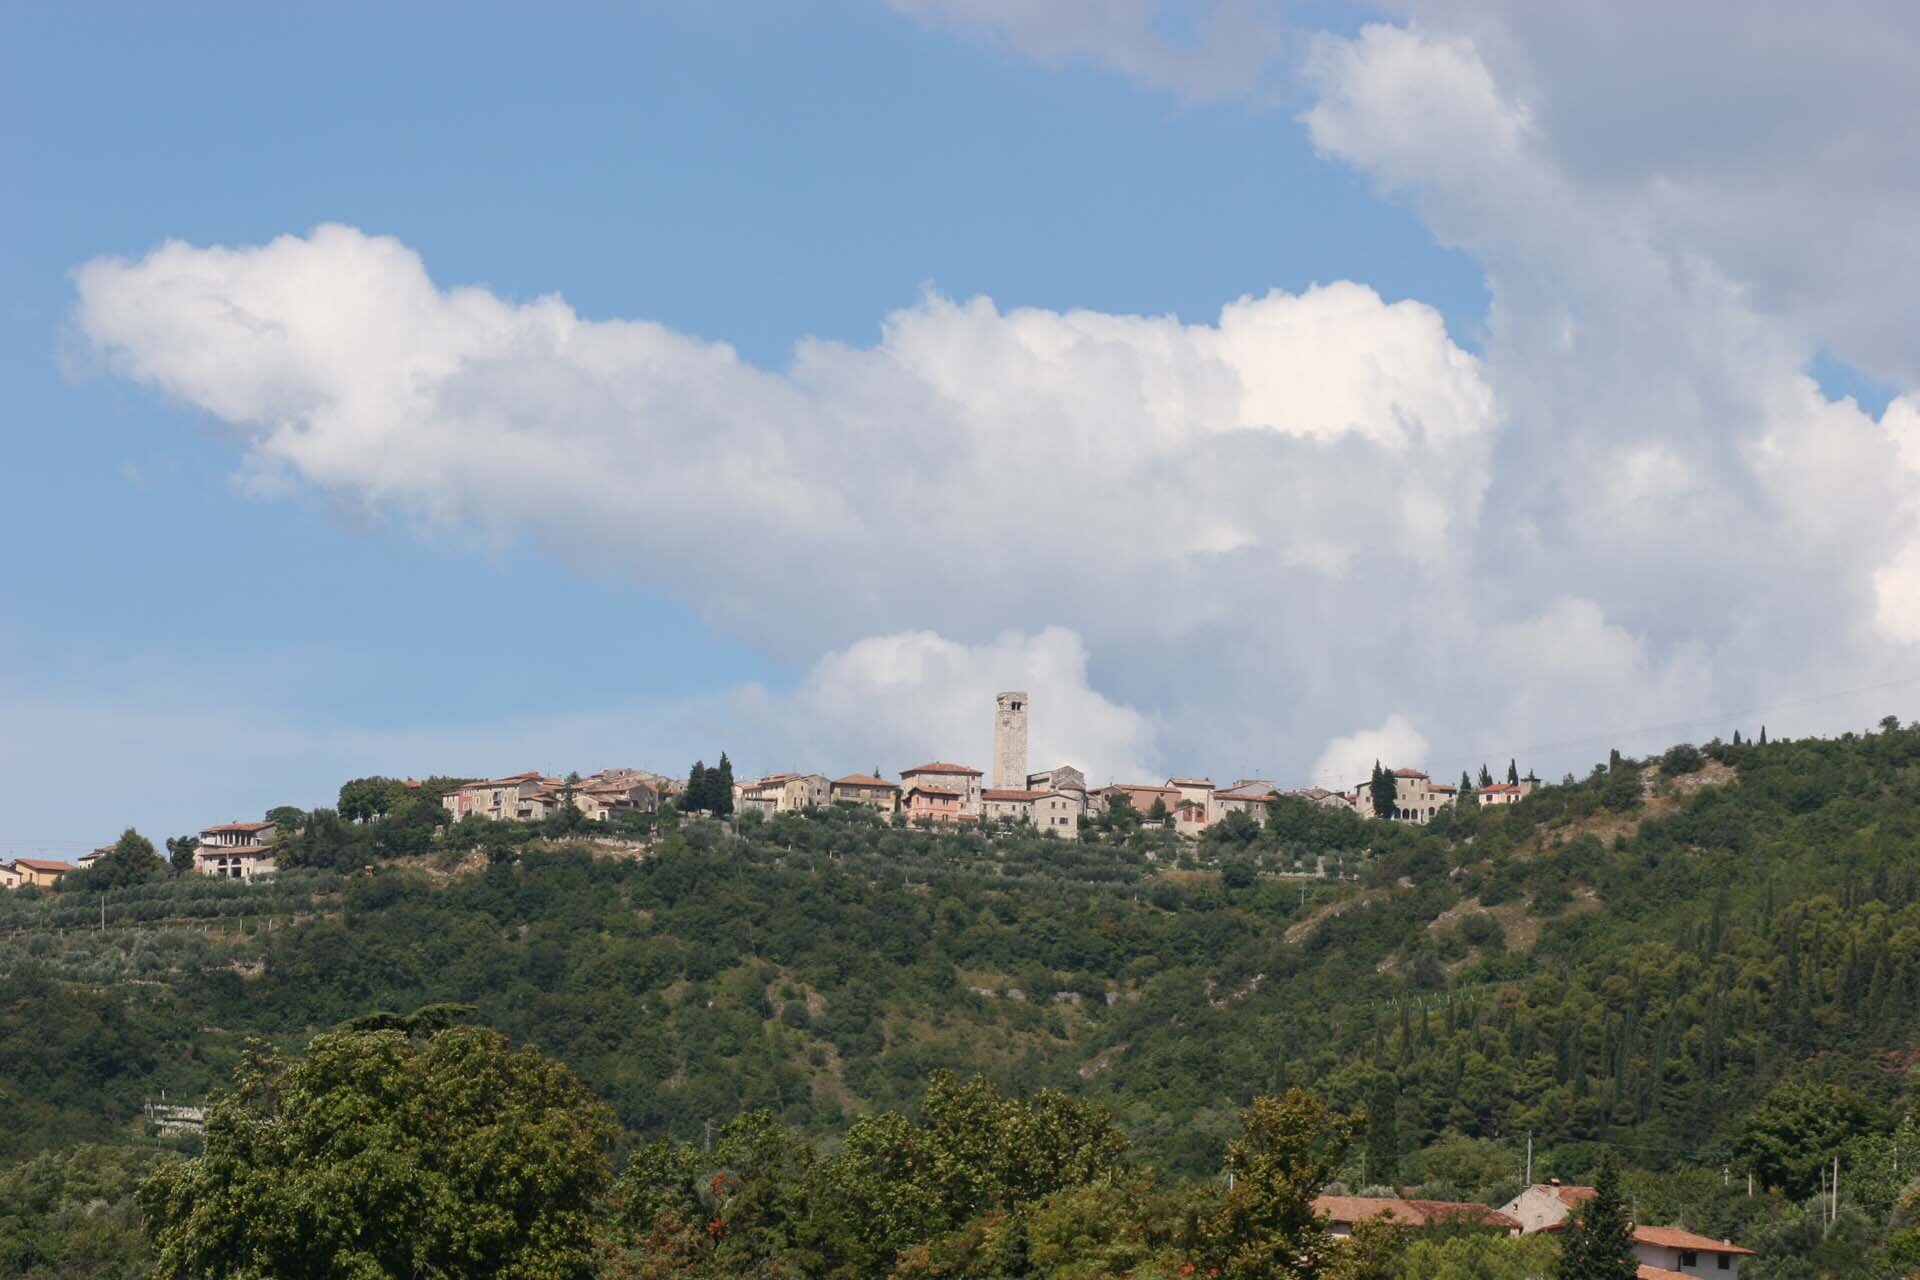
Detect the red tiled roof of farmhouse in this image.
<box><xmin>833</xmin><ymin>774</ymin><xmax>898</xmax><ymax>788</ymax></box>
<box><xmin>1113</xmin><ymin>784</ymin><xmax>1179</xmax><ymax>795</ymax></box>
<box><xmin>1638</xmin><ymin>1267</ymin><xmax>1692</xmax><ymax>1280</ymax></box>
<box><xmin>1168</xmin><ymin>777</ymin><xmax>1213</xmax><ymax>787</ymax></box>
<box><xmin>12</xmin><ymin>858</ymin><xmax>76</xmax><ymax>873</ymax></box>
<box><xmin>1480</xmin><ymin>782</ymin><xmax>1522</xmax><ymax>794</ymax></box>
<box><xmin>461</xmin><ymin>772</ymin><xmax>542</xmax><ymax>789</ymax></box>
<box><xmin>983</xmin><ymin>789</ymin><xmax>1050</xmax><ymax>801</ymax></box>
<box><xmin>903</xmin><ymin>762</ymin><xmax>982</xmax><ymax>776</ymax></box>
<box><xmin>202</xmin><ymin>820</ymin><xmax>275</xmax><ymax>834</ymax></box>
<box><xmin>1391</xmin><ymin>768</ymin><xmax>1430</xmax><ymax>778</ymax></box>
<box><xmin>1313</xmin><ymin>1196</ymin><xmax>1518</xmax><ymax>1232</ymax></box>
<box><xmin>1431</xmin><ymin>784</ymin><xmax>1457</xmax><ymax>793</ymax></box>
<box><xmin>907</xmin><ymin>784</ymin><xmax>963</xmax><ymax>798</ymax></box>
<box><xmin>1632</xmin><ymin>1226</ymin><xmax>1753</xmax><ymax>1255</ymax></box>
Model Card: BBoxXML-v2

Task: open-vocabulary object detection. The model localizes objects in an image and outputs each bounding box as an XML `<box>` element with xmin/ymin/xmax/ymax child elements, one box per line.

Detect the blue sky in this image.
<box><xmin>6</xmin><ymin>3</ymin><xmax>1919</xmax><ymax>852</ymax></box>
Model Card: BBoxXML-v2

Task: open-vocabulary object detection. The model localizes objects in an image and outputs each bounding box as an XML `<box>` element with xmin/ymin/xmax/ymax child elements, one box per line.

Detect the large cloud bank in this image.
<box><xmin>71</xmin><ymin>4</ymin><xmax>1920</xmax><ymax>786</ymax></box>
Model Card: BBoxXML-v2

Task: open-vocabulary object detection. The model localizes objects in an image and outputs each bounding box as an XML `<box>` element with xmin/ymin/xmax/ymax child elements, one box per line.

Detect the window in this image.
<box><xmin>1717</xmin><ymin>1257</ymin><xmax>1731</xmax><ymax>1271</ymax></box>
<box><xmin>1678</xmin><ymin>1252</ymin><xmax>1697</xmax><ymax>1267</ymax></box>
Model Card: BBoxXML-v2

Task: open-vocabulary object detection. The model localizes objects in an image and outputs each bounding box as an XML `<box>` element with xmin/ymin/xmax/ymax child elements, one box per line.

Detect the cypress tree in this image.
<box><xmin>1555</xmin><ymin>1156</ymin><xmax>1638</xmax><ymax>1280</ymax></box>
<box><xmin>715</xmin><ymin>753</ymin><xmax>736</xmax><ymax>816</ymax></box>
<box><xmin>1365</xmin><ymin>1073</ymin><xmax>1399</xmax><ymax>1186</ymax></box>
<box><xmin>1507</xmin><ymin>759</ymin><xmax>1520</xmax><ymax>785</ymax></box>
<box><xmin>686</xmin><ymin>761</ymin><xmax>708</xmax><ymax>812</ymax></box>
<box><xmin>1479</xmin><ymin>763</ymin><xmax>1494</xmax><ymax>788</ymax></box>
<box><xmin>1369</xmin><ymin>761</ymin><xmax>1396</xmax><ymax>819</ymax></box>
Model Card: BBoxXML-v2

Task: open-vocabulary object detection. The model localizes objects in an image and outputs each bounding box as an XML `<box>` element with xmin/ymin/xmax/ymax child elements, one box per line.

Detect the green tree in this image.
<box><xmin>715</xmin><ymin>752</ymin><xmax>735</xmax><ymax>816</ymax></box>
<box><xmin>1365</xmin><ymin>1074</ymin><xmax>1399</xmax><ymax>1186</ymax></box>
<box><xmin>1198</xmin><ymin>1089</ymin><xmax>1354</xmax><ymax>1279</ymax></box>
<box><xmin>266</xmin><ymin>805</ymin><xmax>308</xmax><ymax>831</ymax></box>
<box><xmin>1733</xmin><ymin>1080</ymin><xmax>1875</xmax><ymax>1198</ymax></box>
<box><xmin>686</xmin><ymin>761</ymin><xmax>709</xmax><ymax>813</ymax></box>
<box><xmin>1506</xmin><ymin>760</ymin><xmax>1519</xmax><ymax>786</ymax></box>
<box><xmin>1370</xmin><ymin>762</ymin><xmax>1396</xmax><ymax>820</ymax></box>
<box><xmin>1147</xmin><ymin>796</ymin><xmax>1169</xmax><ymax>822</ymax></box>
<box><xmin>69</xmin><ymin>827</ymin><xmax>167</xmax><ymax>891</ymax></box>
<box><xmin>164</xmin><ymin>833</ymin><xmax>199</xmax><ymax>875</ymax></box>
<box><xmin>139</xmin><ymin>1024</ymin><xmax>614</xmax><ymax>1280</ymax></box>
<box><xmin>1478</xmin><ymin>764</ymin><xmax>1494</xmax><ymax>788</ymax></box>
<box><xmin>1554</xmin><ymin>1157</ymin><xmax>1636</xmax><ymax>1280</ymax></box>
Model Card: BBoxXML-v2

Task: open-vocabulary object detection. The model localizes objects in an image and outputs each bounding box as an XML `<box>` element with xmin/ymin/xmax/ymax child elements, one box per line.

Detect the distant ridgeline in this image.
<box><xmin>7</xmin><ymin>724</ymin><xmax>1920</xmax><ymax>1268</ymax></box>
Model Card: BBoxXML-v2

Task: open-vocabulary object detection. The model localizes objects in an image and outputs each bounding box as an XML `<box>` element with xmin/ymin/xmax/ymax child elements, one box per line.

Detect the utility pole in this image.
<box><xmin>1525</xmin><ymin>1132</ymin><xmax>1533</xmax><ymax>1186</ymax></box>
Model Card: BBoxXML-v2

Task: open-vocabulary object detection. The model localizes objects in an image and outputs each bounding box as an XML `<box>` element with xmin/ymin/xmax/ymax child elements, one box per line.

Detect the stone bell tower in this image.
<box><xmin>993</xmin><ymin>691</ymin><xmax>1029</xmax><ymax>791</ymax></box>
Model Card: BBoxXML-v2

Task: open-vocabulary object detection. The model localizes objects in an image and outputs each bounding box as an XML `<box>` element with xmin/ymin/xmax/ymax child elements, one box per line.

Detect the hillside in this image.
<box><xmin>8</xmin><ymin>724</ymin><xmax>1920</xmax><ymax>1274</ymax></box>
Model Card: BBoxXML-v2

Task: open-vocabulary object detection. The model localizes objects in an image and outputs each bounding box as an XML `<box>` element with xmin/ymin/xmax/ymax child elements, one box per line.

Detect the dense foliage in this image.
<box><xmin>11</xmin><ymin>722</ymin><xmax>1920</xmax><ymax>1273</ymax></box>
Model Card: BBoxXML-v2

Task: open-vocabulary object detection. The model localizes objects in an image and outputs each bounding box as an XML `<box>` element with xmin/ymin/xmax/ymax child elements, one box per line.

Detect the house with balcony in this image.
<box><xmin>194</xmin><ymin>820</ymin><xmax>278</xmax><ymax>880</ymax></box>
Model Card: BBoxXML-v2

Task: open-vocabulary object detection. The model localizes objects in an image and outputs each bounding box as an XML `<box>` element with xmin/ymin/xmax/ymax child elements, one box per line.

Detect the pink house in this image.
<box><xmin>905</xmin><ymin>784</ymin><xmax>969</xmax><ymax>825</ymax></box>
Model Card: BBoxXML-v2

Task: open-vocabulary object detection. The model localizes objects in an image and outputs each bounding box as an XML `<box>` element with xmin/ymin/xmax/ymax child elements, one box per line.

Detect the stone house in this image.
<box><xmin>1026</xmin><ymin>765</ymin><xmax>1086</xmax><ymax>794</ymax></box>
<box><xmin>1283</xmin><ymin>786</ymin><xmax>1350</xmax><ymax>809</ymax></box>
<box><xmin>1103</xmin><ymin>783</ymin><xmax>1180</xmax><ymax>816</ymax></box>
<box><xmin>194</xmin><ymin>820</ymin><xmax>279</xmax><ymax>880</ymax></box>
<box><xmin>899</xmin><ymin>762</ymin><xmax>983</xmax><ymax>816</ymax></box>
<box><xmin>831</xmin><ymin>774</ymin><xmax>901</xmax><ymax>812</ymax></box>
<box><xmin>1477</xmin><ymin>779</ymin><xmax>1537</xmax><ymax>806</ymax></box>
<box><xmin>1496</xmin><ymin>1183</ymin><xmax>1595</xmax><ymax>1233</ymax></box>
<box><xmin>737</xmin><ymin>773</ymin><xmax>832</xmax><ymax>817</ymax></box>
<box><xmin>1351</xmin><ymin>768</ymin><xmax>1458</xmax><ymax>823</ymax></box>
<box><xmin>1211</xmin><ymin>783</ymin><xmax>1278</xmax><ymax>825</ymax></box>
<box><xmin>982</xmin><ymin>789</ymin><xmax>1082</xmax><ymax>839</ymax></box>
<box><xmin>441</xmin><ymin>772</ymin><xmax>549</xmax><ymax>822</ymax></box>
<box><xmin>1168</xmin><ymin>777</ymin><xmax>1215</xmax><ymax>809</ymax></box>
<box><xmin>1171</xmin><ymin>799</ymin><xmax>1211</xmax><ymax>838</ymax></box>
<box><xmin>0</xmin><ymin>863</ymin><xmax>20</xmax><ymax>890</ymax></box>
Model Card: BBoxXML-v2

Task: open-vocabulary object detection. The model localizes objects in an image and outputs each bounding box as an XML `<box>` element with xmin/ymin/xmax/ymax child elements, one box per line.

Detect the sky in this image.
<box><xmin>5</xmin><ymin>1</ymin><xmax>1919</xmax><ymax>854</ymax></box>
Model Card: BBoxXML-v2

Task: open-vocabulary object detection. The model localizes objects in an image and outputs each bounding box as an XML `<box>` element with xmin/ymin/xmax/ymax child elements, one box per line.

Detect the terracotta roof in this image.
<box><xmin>1632</xmin><ymin>1226</ymin><xmax>1752</xmax><ymax>1255</ymax></box>
<box><xmin>907</xmin><ymin>784</ymin><xmax>963</xmax><ymax>798</ymax></box>
<box><xmin>12</xmin><ymin>858</ymin><xmax>75</xmax><ymax>873</ymax></box>
<box><xmin>1112</xmin><ymin>784</ymin><xmax>1179</xmax><ymax>795</ymax></box>
<box><xmin>200</xmin><ymin>844</ymin><xmax>273</xmax><ymax>857</ymax></box>
<box><xmin>1638</xmin><ymin>1267</ymin><xmax>1691</xmax><ymax>1280</ymax></box>
<box><xmin>1168</xmin><ymin>777</ymin><xmax>1214</xmax><ymax>788</ymax></box>
<box><xmin>202</xmin><ymin>820</ymin><xmax>274</xmax><ymax>834</ymax></box>
<box><xmin>902</xmin><ymin>762</ymin><xmax>982</xmax><ymax>776</ymax></box>
<box><xmin>1480</xmin><ymin>783</ymin><xmax>1521</xmax><ymax>794</ymax></box>
<box><xmin>983</xmin><ymin>789</ymin><xmax>1048</xmax><ymax>801</ymax></box>
<box><xmin>1391</xmin><ymin>768</ymin><xmax>1429</xmax><ymax>778</ymax></box>
<box><xmin>1215</xmin><ymin>789</ymin><xmax>1275</xmax><ymax>803</ymax></box>
<box><xmin>1430</xmin><ymin>784</ymin><xmax>1457</xmax><ymax>793</ymax></box>
<box><xmin>832</xmin><ymin>774</ymin><xmax>898</xmax><ymax>788</ymax></box>
<box><xmin>462</xmin><ymin>772</ymin><xmax>542</xmax><ymax>790</ymax></box>
<box><xmin>1313</xmin><ymin>1196</ymin><xmax>1517</xmax><ymax>1232</ymax></box>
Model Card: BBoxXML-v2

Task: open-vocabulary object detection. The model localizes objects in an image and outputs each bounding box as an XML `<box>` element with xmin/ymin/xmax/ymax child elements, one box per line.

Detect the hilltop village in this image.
<box><xmin>2</xmin><ymin>691</ymin><xmax>1539</xmax><ymax>888</ymax></box>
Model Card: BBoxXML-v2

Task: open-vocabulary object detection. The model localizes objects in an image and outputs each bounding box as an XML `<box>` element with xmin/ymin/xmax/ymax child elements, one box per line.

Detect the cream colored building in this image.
<box><xmin>1351</xmin><ymin>769</ymin><xmax>1458</xmax><ymax>823</ymax></box>
<box><xmin>737</xmin><ymin>773</ymin><xmax>832</xmax><ymax>816</ymax></box>
<box><xmin>194</xmin><ymin>820</ymin><xmax>279</xmax><ymax>880</ymax></box>
<box><xmin>982</xmin><ymin>788</ymin><xmax>1081</xmax><ymax>839</ymax></box>
<box><xmin>830</xmin><ymin>774</ymin><xmax>901</xmax><ymax>812</ymax></box>
<box><xmin>1211</xmin><ymin>782</ymin><xmax>1278</xmax><ymax>825</ymax></box>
